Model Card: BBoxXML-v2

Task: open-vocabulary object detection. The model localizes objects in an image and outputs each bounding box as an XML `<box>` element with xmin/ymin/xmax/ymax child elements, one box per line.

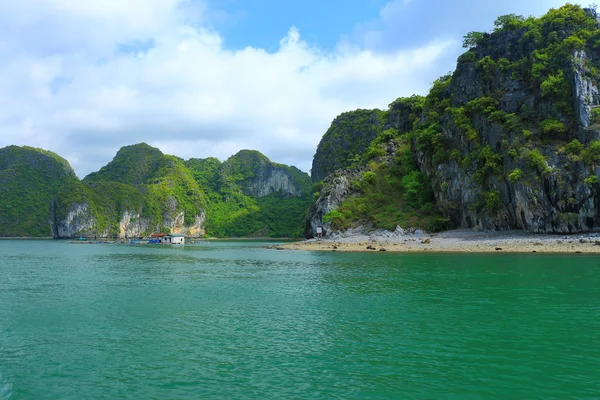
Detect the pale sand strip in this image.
<box><xmin>276</xmin><ymin>230</ymin><xmax>600</xmax><ymax>254</ymax></box>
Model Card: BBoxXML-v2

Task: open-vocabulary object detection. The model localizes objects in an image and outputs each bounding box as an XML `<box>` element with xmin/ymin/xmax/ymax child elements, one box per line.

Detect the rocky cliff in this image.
<box><xmin>222</xmin><ymin>150</ymin><xmax>308</xmax><ymax>197</ymax></box>
<box><xmin>306</xmin><ymin>5</ymin><xmax>600</xmax><ymax>237</ymax></box>
<box><xmin>414</xmin><ymin>5</ymin><xmax>600</xmax><ymax>233</ymax></box>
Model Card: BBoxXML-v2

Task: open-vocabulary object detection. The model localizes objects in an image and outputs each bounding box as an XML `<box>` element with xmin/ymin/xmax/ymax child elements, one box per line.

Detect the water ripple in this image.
<box><xmin>1</xmin><ymin>241</ymin><xmax>599</xmax><ymax>399</ymax></box>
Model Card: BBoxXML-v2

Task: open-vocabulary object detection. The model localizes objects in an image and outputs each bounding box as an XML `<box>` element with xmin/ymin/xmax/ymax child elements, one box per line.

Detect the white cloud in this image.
<box><xmin>0</xmin><ymin>0</ymin><xmax>453</xmax><ymax>177</ymax></box>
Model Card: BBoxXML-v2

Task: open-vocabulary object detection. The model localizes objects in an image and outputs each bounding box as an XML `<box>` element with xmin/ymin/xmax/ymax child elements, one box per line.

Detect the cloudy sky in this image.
<box><xmin>0</xmin><ymin>0</ymin><xmax>572</xmax><ymax>177</ymax></box>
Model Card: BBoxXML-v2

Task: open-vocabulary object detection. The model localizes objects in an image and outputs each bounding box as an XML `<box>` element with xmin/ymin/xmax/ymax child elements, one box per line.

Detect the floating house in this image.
<box><xmin>165</xmin><ymin>234</ymin><xmax>185</xmax><ymax>245</ymax></box>
<box><xmin>149</xmin><ymin>233</ymin><xmax>185</xmax><ymax>245</ymax></box>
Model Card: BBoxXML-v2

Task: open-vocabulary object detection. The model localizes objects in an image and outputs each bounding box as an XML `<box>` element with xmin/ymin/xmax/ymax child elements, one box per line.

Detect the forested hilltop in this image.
<box><xmin>0</xmin><ymin>143</ymin><xmax>311</xmax><ymax>238</ymax></box>
<box><xmin>307</xmin><ymin>4</ymin><xmax>600</xmax><ymax>237</ymax></box>
<box><xmin>0</xmin><ymin>146</ymin><xmax>79</xmax><ymax>236</ymax></box>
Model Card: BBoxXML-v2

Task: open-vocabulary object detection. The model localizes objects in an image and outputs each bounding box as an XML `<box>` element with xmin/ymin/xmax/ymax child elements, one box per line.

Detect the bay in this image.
<box><xmin>1</xmin><ymin>240</ymin><xmax>599</xmax><ymax>399</ymax></box>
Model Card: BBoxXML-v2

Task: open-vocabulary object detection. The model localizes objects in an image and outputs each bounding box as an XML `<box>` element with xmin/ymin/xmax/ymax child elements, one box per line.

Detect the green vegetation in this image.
<box><xmin>187</xmin><ymin>150</ymin><xmax>311</xmax><ymax>238</ymax></box>
<box><xmin>37</xmin><ymin>144</ymin><xmax>310</xmax><ymax>238</ymax></box>
<box><xmin>583</xmin><ymin>140</ymin><xmax>600</xmax><ymax>165</ymax></box>
<box><xmin>0</xmin><ymin>146</ymin><xmax>79</xmax><ymax>236</ymax></box>
<box><xmin>311</xmin><ymin>109</ymin><xmax>386</xmax><ymax>182</ymax></box>
<box><xmin>508</xmin><ymin>168</ymin><xmax>523</xmax><ymax>182</ymax></box>
<box><xmin>307</xmin><ymin>5</ymin><xmax>600</xmax><ymax>235</ymax></box>
<box><xmin>584</xmin><ymin>175</ymin><xmax>599</xmax><ymax>185</ymax></box>
<box><xmin>323</xmin><ymin>127</ymin><xmax>452</xmax><ymax>232</ymax></box>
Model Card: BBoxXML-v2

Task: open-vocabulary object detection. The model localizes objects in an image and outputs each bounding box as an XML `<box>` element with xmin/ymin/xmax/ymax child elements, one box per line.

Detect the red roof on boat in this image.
<box><xmin>150</xmin><ymin>233</ymin><xmax>167</xmax><ymax>237</ymax></box>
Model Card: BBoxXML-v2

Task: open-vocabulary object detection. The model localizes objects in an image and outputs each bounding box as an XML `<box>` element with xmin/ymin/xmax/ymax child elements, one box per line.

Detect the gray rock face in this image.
<box><xmin>307</xmin><ymin>14</ymin><xmax>600</xmax><ymax>236</ymax></box>
<box><xmin>573</xmin><ymin>50</ymin><xmax>600</xmax><ymax>129</ymax></box>
<box><xmin>51</xmin><ymin>201</ymin><xmax>207</xmax><ymax>238</ymax></box>
<box><xmin>244</xmin><ymin>164</ymin><xmax>303</xmax><ymax>197</ymax></box>
<box><xmin>411</xmin><ymin>47</ymin><xmax>600</xmax><ymax>233</ymax></box>
<box><xmin>304</xmin><ymin>168</ymin><xmax>363</xmax><ymax>238</ymax></box>
<box><xmin>304</xmin><ymin>142</ymin><xmax>398</xmax><ymax>238</ymax></box>
<box><xmin>51</xmin><ymin>202</ymin><xmax>97</xmax><ymax>238</ymax></box>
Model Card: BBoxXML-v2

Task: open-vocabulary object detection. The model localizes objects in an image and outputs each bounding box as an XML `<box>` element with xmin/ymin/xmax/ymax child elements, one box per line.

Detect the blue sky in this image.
<box><xmin>211</xmin><ymin>0</ymin><xmax>388</xmax><ymax>50</ymax></box>
<box><xmin>0</xmin><ymin>0</ymin><xmax>578</xmax><ymax>175</ymax></box>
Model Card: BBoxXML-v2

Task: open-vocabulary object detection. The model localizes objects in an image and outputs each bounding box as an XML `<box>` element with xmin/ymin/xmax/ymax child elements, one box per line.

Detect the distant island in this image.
<box><xmin>0</xmin><ymin>144</ymin><xmax>311</xmax><ymax>238</ymax></box>
<box><xmin>1</xmin><ymin>4</ymin><xmax>600</xmax><ymax>240</ymax></box>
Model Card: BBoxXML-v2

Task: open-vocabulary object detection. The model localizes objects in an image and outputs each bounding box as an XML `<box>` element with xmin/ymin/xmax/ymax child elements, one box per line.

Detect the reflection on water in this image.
<box><xmin>0</xmin><ymin>241</ymin><xmax>599</xmax><ymax>399</ymax></box>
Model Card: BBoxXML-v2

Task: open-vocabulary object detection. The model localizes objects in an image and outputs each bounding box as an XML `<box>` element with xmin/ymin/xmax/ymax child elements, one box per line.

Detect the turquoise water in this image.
<box><xmin>1</xmin><ymin>240</ymin><xmax>599</xmax><ymax>399</ymax></box>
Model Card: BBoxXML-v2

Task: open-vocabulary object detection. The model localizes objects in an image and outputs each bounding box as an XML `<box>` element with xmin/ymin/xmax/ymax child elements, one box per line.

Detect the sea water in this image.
<box><xmin>1</xmin><ymin>240</ymin><xmax>599</xmax><ymax>399</ymax></box>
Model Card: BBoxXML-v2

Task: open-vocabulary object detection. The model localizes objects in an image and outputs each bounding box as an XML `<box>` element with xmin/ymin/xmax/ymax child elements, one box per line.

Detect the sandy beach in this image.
<box><xmin>277</xmin><ymin>228</ymin><xmax>600</xmax><ymax>254</ymax></box>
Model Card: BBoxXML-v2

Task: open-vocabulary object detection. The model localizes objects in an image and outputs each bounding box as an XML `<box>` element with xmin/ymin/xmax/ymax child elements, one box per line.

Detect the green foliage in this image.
<box><xmin>401</xmin><ymin>171</ymin><xmax>431</xmax><ymax>207</ymax></box>
<box><xmin>525</xmin><ymin>149</ymin><xmax>551</xmax><ymax>175</ymax></box>
<box><xmin>591</xmin><ymin>108</ymin><xmax>600</xmax><ymax>124</ymax></box>
<box><xmin>189</xmin><ymin>150</ymin><xmax>312</xmax><ymax>237</ymax></box>
<box><xmin>311</xmin><ymin>180</ymin><xmax>324</xmax><ymax>195</ymax></box>
<box><xmin>493</xmin><ymin>14</ymin><xmax>526</xmax><ymax>32</ymax></box>
<box><xmin>465</xmin><ymin>97</ymin><xmax>498</xmax><ymax>115</ymax></box>
<box><xmin>323</xmin><ymin>209</ymin><xmax>344</xmax><ymax>224</ymax></box>
<box><xmin>205</xmin><ymin>192</ymin><xmax>310</xmax><ymax>238</ymax></box>
<box><xmin>565</xmin><ymin>139</ymin><xmax>584</xmax><ymax>155</ymax></box>
<box><xmin>583</xmin><ymin>140</ymin><xmax>600</xmax><ymax>165</ymax></box>
<box><xmin>584</xmin><ymin>175</ymin><xmax>599</xmax><ymax>185</ymax></box>
<box><xmin>0</xmin><ymin>146</ymin><xmax>79</xmax><ymax>236</ymax></box>
<box><xmin>363</xmin><ymin>128</ymin><xmax>398</xmax><ymax>161</ymax></box>
<box><xmin>84</xmin><ymin>143</ymin><xmax>164</xmax><ymax>185</ymax></box>
<box><xmin>360</xmin><ymin>171</ymin><xmax>377</xmax><ymax>186</ymax></box>
<box><xmin>540</xmin><ymin>119</ymin><xmax>567</xmax><ymax>137</ymax></box>
<box><xmin>312</xmin><ymin>109</ymin><xmax>386</xmax><ymax>182</ymax></box>
<box><xmin>503</xmin><ymin>113</ymin><xmax>522</xmax><ymax>132</ymax></box>
<box><xmin>508</xmin><ymin>168</ymin><xmax>523</xmax><ymax>182</ymax></box>
<box><xmin>484</xmin><ymin>190</ymin><xmax>501</xmax><ymax>211</ymax></box>
<box><xmin>48</xmin><ymin>143</ymin><xmax>312</xmax><ymax>238</ymax></box>
<box><xmin>540</xmin><ymin>71</ymin><xmax>566</xmax><ymax>98</ymax></box>
<box><xmin>457</xmin><ymin>50</ymin><xmax>477</xmax><ymax>63</ymax></box>
<box><xmin>425</xmin><ymin>74</ymin><xmax>452</xmax><ymax>111</ymax></box>
<box><xmin>333</xmin><ymin>152</ymin><xmax>448</xmax><ymax>232</ymax></box>
<box><xmin>473</xmin><ymin>146</ymin><xmax>503</xmax><ymax>184</ymax></box>
<box><xmin>462</xmin><ymin>31</ymin><xmax>486</xmax><ymax>48</ymax></box>
<box><xmin>476</xmin><ymin>56</ymin><xmax>497</xmax><ymax>75</ymax></box>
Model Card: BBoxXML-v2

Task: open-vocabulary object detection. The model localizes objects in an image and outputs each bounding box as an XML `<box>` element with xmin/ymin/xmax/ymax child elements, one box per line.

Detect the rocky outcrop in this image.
<box><xmin>244</xmin><ymin>164</ymin><xmax>304</xmax><ymax>197</ymax></box>
<box><xmin>51</xmin><ymin>202</ymin><xmax>98</xmax><ymax>238</ymax></box>
<box><xmin>306</xmin><ymin>5</ymin><xmax>600</xmax><ymax>236</ymax></box>
<box><xmin>411</xmin><ymin>44</ymin><xmax>600</xmax><ymax>233</ymax></box>
<box><xmin>51</xmin><ymin>202</ymin><xmax>206</xmax><ymax>238</ymax></box>
<box><xmin>304</xmin><ymin>168</ymin><xmax>363</xmax><ymax>238</ymax></box>
<box><xmin>311</xmin><ymin>109</ymin><xmax>384</xmax><ymax>182</ymax></box>
<box><xmin>119</xmin><ymin>210</ymin><xmax>152</xmax><ymax>238</ymax></box>
<box><xmin>305</xmin><ymin>141</ymin><xmax>399</xmax><ymax>238</ymax></box>
<box><xmin>223</xmin><ymin>149</ymin><xmax>310</xmax><ymax>198</ymax></box>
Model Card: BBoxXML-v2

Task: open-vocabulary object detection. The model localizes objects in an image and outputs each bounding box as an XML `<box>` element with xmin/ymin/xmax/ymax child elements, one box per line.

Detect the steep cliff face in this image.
<box><xmin>244</xmin><ymin>164</ymin><xmax>305</xmax><ymax>197</ymax></box>
<box><xmin>221</xmin><ymin>150</ymin><xmax>309</xmax><ymax>197</ymax></box>
<box><xmin>304</xmin><ymin>167</ymin><xmax>364</xmax><ymax>238</ymax></box>
<box><xmin>412</xmin><ymin>6</ymin><xmax>600</xmax><ymax>233</ymax></box>
<box><xmin>0</xmin><ymin>146</ymin><xmax>78</xmax><ymax>236</ymax></box>
<box><xmin>311</xmin><ymin>109</ymin><xmax>385</xmax><ymax>182</ymax></box>
<box><xmin>306</xmin><ymin>5</ymin><xmax>600</xmax><ymax>237</ymax></box>
<box><xmin>51</xmin><ymin>204</ymin><xmax>206</xmax><ymax>239</ymax></box>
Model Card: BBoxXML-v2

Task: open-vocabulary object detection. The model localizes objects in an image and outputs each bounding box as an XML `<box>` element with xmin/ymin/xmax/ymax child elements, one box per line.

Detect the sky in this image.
<box><xmin>0</xmin><ymin>0</ymin><xmax>575</xmax><ymax>177</ymax></box>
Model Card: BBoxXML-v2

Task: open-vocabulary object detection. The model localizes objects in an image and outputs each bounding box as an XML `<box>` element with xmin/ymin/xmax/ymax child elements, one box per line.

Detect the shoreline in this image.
<box><xmin>276</xmin><ymin>229</ymin><xmax>600</xmax><ymax>254</ymax></box>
